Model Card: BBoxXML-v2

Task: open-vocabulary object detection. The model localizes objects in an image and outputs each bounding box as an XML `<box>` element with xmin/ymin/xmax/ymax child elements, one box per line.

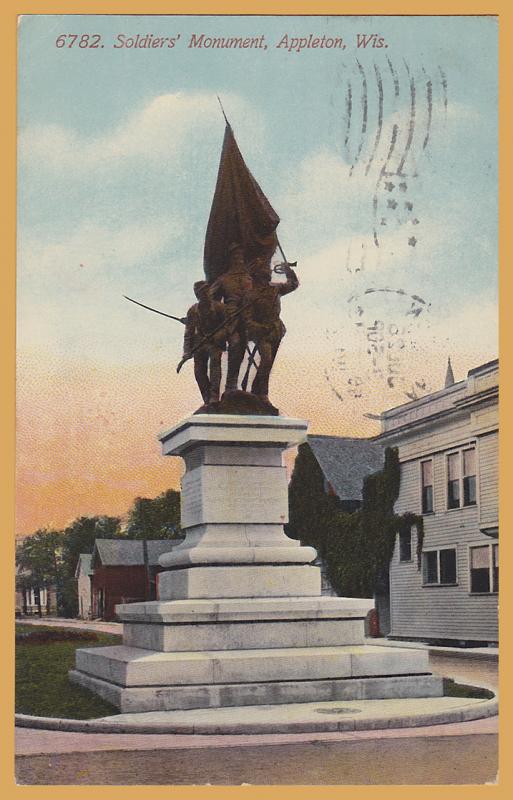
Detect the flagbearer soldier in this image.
<box><xmin>210</xmin><ymin>243</ymin><xmax>253</xmax><ymax>393</ymax></box>
<box><xmin>246</xmin><ymin>258</ymin><xmax>299</xmax><ymax>403</ymax></box>
<box><xmin>182</xmin><ymin>281</ymin><xmax>227</xmax><ymax>406</ymax></box>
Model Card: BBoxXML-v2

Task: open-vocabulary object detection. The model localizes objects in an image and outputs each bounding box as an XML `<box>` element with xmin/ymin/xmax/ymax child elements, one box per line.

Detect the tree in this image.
<box><xmin>16</xmin><ymin>529</ymin><xmax>64</xmax><ymax>616</ymax></box>
<box><xmin>61</xmin><ymin>515</ymin><xmax>122</xmax><ymax>572</ymax></box>
<box><xmin>286</xmin><ymin>443</ymin><xmax>338</xmax><ymax>558</ymax></box>
<box><xmin>287</xmin><ymin>445</ymin><xmax>423</xmax><ymax>599</ymax></box>
<box><xmin>125</xmin><ymin>489</ymin><xmax>182</xmax><ymax>540</ymax></box>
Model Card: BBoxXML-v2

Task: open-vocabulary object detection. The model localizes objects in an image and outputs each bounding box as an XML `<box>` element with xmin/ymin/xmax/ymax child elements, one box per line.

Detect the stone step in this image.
<box><xmin>159</xmin><ymin>545</ymin><xmax>317</xmax><ymax>568</ymax></box>
<box><xmin>75</xmin><ymin>644</ymin><xmax>430</xmax><ymax>688</ymax></box>
<box><xmin>69</xmin><ymin>669</ymin><xmax>443</xmax><ymax>714</ymax></box>
<box><xmin>115</xmin><ymin>596</ymin><xmax>375</xmax><ymax>623</ymax></box>
<box><xmin>123</xmin><ymin>616</ymin><xmax>366</xmax><ymax>651</ymax></box>
<box><xmin>157</xmin><ymin>564</ymin><xmax>321</xmax><ymax>600</ymax></box>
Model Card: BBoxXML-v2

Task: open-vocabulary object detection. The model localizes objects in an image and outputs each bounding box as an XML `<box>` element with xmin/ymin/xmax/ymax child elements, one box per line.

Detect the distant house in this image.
<box><xmin>375</xmin><ymin>358</ymin><xmax>499</xmax><ymax>645</ymax></box>
<box><xmin>15</xmin><ymin>534</ymin><xmax>58</xmax><ymax>616</ymax></box>
<box><xmin>15</xmin><ymin>579</ymin><xmax>57</xmax><ymax>617</ymax></box>
<box><xmin>90</xmin><ymin>539</ymin><xmax>177</xmax><ymax>621</ymax></box>
<box><xmin>306</xmin><ymin>436</ymin><xmax>383</xmax><ymax>595</ymax></box>
<box><xmin>75</xmin><ymin>554</ymin><xmax>93</xmax><ymax>619</ymax></box>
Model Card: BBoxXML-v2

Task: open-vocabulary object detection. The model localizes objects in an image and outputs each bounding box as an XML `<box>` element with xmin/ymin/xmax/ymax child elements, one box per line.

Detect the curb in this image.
<box><xmin>428</xmin><ymin>647</ymin><xmax>498</xmax><ymax>662</ymax></box>
<box><xmin>15</xmin><ymin>696</ymin><xmax>498</xmax><ymax>735</ymax></box>
<box><xmin>368</xmin><ymin>639</ymin><xmax>498</xmax><ymax>661</ymax></box>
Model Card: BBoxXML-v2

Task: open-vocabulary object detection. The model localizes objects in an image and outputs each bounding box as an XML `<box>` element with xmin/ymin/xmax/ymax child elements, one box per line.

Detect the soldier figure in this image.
<box><xmin>182</xmin><ymin>281</ymin><xmax>227</xmax><ymax>405</ymax></box>
<box><xmin>246</xmin><ymin>258</ymin><xmax>299</xmax><ymax>402</ymax></box>
<box><xmin>210</xmin><ymin>243</ymin><xmax>253</xmax><ymax>392</ymax></box>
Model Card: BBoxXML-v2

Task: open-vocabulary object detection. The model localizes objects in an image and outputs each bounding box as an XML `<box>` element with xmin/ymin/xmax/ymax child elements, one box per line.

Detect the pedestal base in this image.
<box><xmin>70</xmin><ymin>662</ymin><xmax>442</xmax><ymax>715</ymax></box>
<box><xmin>70</xmin><ymin>596</ymin><xmax>444</xmax><ymax>713</ymax></box>
<box><xmin>72</xmin><ymin>415</ymin><xmax>445</xmax><ymax>716</ymax></box>
<box><xmin>157</xmin><ymin>565</ymin><xmax>321</xmax><ymax>600</ymax></box>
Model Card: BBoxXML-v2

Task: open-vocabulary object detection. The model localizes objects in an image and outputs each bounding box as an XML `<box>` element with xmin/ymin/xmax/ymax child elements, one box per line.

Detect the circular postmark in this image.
<box><xmin>324</xmin><ymin>286</ymin><xmax>433</xmax><ymax>413</ymax></box>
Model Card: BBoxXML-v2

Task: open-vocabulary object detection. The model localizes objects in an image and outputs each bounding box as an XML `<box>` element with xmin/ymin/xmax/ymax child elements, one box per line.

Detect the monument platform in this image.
<box><xmin>71</xmin><ymin>414</ymin><xmax>445</xmax><ymax>716</ymax></box>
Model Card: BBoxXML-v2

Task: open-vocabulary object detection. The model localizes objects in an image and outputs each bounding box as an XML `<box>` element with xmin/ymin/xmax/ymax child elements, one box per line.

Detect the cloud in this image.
<box><xmin>275</xmin><ymin>94</ymin><xmax>467</xmax><ymax>253</ymax></box>
<box><xmin>276</xmin><ymin>151</ymin><xmax>382</xmax><ymax>263</ymax></box>
<box><xmin>429</xmin><ymin>295</ymin><xmax>498</xmax><ymax>354</ymax></box>
<box><xmin>18</xmin><ymin>217</ymin><xmax>182</xmax><ymax>282</ymax></box>
<box><xmin>19</xmin><ymin>91</ymin><xmax>263</xmax><ymax>173</ymax></box>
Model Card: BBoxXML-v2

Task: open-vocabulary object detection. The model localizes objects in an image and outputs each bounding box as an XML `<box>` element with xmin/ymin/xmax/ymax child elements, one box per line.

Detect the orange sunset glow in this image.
<box><xmin>16</xmin><ymin>333</ymin><xmax>494</xmax><ymax>537</ymax></box>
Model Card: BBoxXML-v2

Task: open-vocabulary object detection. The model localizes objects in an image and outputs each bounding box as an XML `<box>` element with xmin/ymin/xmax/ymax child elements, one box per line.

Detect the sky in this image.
<box><xmin>16</xmin><ymin>14</ymin><xmax>498</xmax><ymax>535</ymax></box>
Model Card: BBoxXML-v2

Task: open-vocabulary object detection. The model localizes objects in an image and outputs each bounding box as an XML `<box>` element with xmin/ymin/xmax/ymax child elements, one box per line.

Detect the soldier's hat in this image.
<box><xmin>193</xmin><ymin>280</ymin><xmax>209</xmax><ymax>296</ymax></box>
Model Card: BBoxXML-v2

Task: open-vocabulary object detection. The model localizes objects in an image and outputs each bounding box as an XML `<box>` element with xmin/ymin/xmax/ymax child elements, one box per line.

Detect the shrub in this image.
<box><xmin>15</xmin><ymin>629</ymin><xmax>99</xmax><ymax>645</ymax></box>
<box><xmin>288</xmin><ymin>445</ymin><xmax>424</xmax><ymax>597</ymax></box>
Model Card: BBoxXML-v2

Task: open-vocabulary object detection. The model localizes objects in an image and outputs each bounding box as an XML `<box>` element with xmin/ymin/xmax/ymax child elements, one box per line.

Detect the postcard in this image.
<box><xmin>13</xmin><ymin>9</ymin><xmax>500</xmax><ymax>790</ymax></box>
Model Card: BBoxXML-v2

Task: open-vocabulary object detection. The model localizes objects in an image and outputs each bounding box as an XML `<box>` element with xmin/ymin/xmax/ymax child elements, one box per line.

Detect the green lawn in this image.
<box><xmin>15</xmin><ymin>624</ymin><xmax>122</xmax><ymax>719</ymax></box>
<box><xmin>443</xmin><ymin>678</ymin><xmax>494</xmax><ymax>700</ymax></box>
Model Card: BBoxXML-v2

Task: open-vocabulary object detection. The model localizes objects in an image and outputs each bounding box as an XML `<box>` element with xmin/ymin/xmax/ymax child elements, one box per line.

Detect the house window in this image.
<box><xmin>423</xmin><ymin>551</ymin><xmax>438</xmax><ymax>583</ymax></box>
<box><xmin>422</xmin><ymin>548</ymin><xmax>457</xmax><ymax>585</ymax></box>
<box><xmin>463</xmin><ymin>448</ymin><xmax>477</xmax><ymax>506</ymax></box>
<box><xmin>447</xmin><ymin>453</ymin><xmax>461</xmax><ymax>509</ymax></box>
<box><xmin>440</xmin><ymin>549</ymin><xmax>457</xmax><ymax>584</ymax></box>
<box><xmin>470</xmin><ymin>543</ymin><xmax>498</xmax><ymax>594</ymax></box>
<box><xmin>421</xmin><ymin>460</ymin><xmax>434</xmax><ymax>513</ymax></box>
<box><xmin>493</xmin><ymin>544</ymin><xmax>499</xmax><ymax>593</ymax></box>
<box><xmin>399</xmin><ymin>529</ymin><xmax>412</xmax><ymax>561</ymax></box>
<box><xmin>447</xmin><ymin>447</ymin><xmax>477</xmax><ymax>509</ymax></box>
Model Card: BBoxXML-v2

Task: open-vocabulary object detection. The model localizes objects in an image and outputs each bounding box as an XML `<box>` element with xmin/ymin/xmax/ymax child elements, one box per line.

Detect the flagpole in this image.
<box><xmin>277</xmin><ymin>240</ymin><xmax>288</xmax><ymax>264</ymax></box>
<box><xmin>216</xmin><ymin>95</ymin><xmax>230</xmax><ymax>127</ymax></box>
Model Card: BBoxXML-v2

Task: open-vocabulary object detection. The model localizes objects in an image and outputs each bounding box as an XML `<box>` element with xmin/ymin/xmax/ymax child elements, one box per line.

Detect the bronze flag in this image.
<box><xmin>203</xmin><ymin>123</ymin><xmax>280</xmax><ymax>283</ymax></box>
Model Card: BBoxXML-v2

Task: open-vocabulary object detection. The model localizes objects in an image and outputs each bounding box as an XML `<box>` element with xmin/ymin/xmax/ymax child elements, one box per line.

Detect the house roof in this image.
<box><xmin>308</xmin><ymin>435</ymin><xmax>383</xmax><ymax>502</ymax></box>
<box><xmin>376</xmin><ymin>357</ymin><xmax>499</xmax><ymax>439</ymax></box>
<box><xmin>75</xmin><ymin>553</ymin><xmax>93</xmax><ymax>578</ymax></box>
<box><xmin>92</xmin><ymin>539</ymin><xmax>178</xmax><ymax>567</ymax></box>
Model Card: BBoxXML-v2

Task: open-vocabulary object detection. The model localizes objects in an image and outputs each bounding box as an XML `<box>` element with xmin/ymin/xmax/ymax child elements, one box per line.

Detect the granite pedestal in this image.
<box><xmin>71</xmin><ymin>414</ymin><xmax>443</xmax><ymax>713</ymax></box>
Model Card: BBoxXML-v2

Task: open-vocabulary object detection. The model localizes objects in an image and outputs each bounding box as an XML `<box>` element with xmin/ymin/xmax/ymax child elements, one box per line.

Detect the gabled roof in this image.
<box><xmin>92</xmin><ymin>539</ymin><xmax>179</xmax><ymax>568</ymax></box>
<box><xmin>308</xmin><ymin>435</ymin><xmax>383</xmax><ymax>502</ymax></box>
<box><xmin>146</xmin><ymin>540</ymin><xmax>180</xmax><ymax>564</ymax></box>
<box><xmin>75</xmin><ymin>553</ymin><xmax>93</xmax><ymax>578</ymax></box>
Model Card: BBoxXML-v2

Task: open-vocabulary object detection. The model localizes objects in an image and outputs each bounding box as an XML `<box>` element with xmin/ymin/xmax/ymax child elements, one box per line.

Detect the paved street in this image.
<box><xmin>15</xmin><ymin>729</ymin><xmax>498</xmax><ymax>785</ymax></box>
<box><xmin>15</xmin><ymin>647</ymin><xmax>498</xmax><ymax>785</ymax></box>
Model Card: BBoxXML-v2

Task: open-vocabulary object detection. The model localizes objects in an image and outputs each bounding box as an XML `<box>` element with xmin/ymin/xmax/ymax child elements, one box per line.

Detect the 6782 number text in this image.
<box><xmin>55</xmin><ymin>34</ymin><xmax>102</xmax><ymax>48</ymax></box>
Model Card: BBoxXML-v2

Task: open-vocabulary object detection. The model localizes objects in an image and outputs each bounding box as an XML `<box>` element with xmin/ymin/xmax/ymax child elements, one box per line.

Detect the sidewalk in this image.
<box><xmin>16</xmin><ymin>713</ymin><xmax>498</xmax><ymax>756</ymax></box>
<box><xmin>16</xmin><ymin>616</ymin><xmax>122</xmax><ymax>635</ymax></box>
<box><xmin>370</xmin><ymin>637</ymin><xmax>498</xmax><ymax>660</ymax></box>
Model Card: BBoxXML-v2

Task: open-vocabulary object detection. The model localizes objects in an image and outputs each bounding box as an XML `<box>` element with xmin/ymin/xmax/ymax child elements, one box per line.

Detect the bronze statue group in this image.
<box><xmin>181</xmin><ymin>243</ymin><xmax>298</xmax><ymax>413</ymax></box>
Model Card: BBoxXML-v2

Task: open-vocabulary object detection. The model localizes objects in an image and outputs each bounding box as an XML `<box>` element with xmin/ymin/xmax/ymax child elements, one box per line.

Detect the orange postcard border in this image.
<box><xmin>1</xmin><ymin>2</ymin><xmax>511</xmax><ymax>799</ymax></box>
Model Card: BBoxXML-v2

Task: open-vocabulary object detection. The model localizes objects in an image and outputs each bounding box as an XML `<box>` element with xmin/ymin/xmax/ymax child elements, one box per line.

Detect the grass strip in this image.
<box><xmin>443</xmin><ymin>678</ymin><xmax>494</xmax><ymax>700</ymax></box>
<box><xmin>16</xmin><ymin>624</ymin><xmax>122</xmax><ymax>719</ymax></box>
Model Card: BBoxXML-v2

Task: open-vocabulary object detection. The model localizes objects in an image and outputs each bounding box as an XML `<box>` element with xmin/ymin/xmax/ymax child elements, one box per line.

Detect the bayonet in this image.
<box><xmin>123</xmin><ymin>295</ymin><xmax>187</xmax><ymax>324</ymax></box>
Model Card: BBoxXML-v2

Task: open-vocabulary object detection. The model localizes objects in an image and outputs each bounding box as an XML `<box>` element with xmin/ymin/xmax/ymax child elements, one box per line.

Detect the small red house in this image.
<box><xmin>90</xmin><ymin>539</ymin><xmax>176</xmax><ymax>621</ymax></box>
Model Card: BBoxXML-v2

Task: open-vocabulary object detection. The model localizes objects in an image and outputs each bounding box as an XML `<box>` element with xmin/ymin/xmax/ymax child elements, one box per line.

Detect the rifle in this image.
<box><xmin>176</xmin><ymin>299</ymin><xmax>254</xmax><ymax>374</ymax></box>
<box><xmin>124</xmin><ymin>294</ymin><xmax>258</xmax><ymax>375</ymax></box>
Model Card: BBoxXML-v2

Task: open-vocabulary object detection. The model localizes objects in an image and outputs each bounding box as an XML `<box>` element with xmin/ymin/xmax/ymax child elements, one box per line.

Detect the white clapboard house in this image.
<box><xmin>375</xmin><ymin>358</ymin><xmax>498</xmax><ymax>645</ymax></box>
